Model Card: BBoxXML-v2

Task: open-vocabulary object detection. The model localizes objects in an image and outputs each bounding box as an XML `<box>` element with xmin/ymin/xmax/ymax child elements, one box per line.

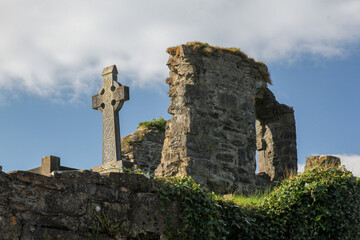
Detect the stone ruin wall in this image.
<box><xmin>155</xmin><ymin>44</ymin><xmax>265</xmax><ymax>194</ymax></box>
<box><xmin>117</xmin><ymin>43</ymin><xmax>297</xmax><ymax>194</ymax></box>
<box><xmin>154</xmin><ymin>43</ymin><xmax>297</xmax><ymax>194</ymax></box>
<box><xmin>8</xmin><ymin>42</ymin><xmax>297</xmax><ymax>197</ymax></box>
<box><xmin>255</xmin><ymin>88</ymin><xmax>298</xmax><ymax>181</ymax></box>
<box><xmin>0</xmin><ymin>170</ymin><xmax>176</xmax><ymax>239</ymax></box>
<box><xmin>305</xmin><ymin>155</ymin><xmax>341</xmax><ymax>170</ymax></box>
<box><xmin>121</xmin><ymin>126</ymin><xmax>164</xmax><ymax>173</ymax></box>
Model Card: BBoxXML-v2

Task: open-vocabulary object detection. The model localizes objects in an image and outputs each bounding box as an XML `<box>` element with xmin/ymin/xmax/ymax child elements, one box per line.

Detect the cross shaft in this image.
<box><xmin>92</xmin><ymin>65</ymin><xmax>129</xmax><ymax>164</ymax></box>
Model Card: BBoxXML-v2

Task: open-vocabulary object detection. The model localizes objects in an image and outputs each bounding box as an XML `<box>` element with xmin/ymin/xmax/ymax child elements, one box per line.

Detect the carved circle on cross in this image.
<box><xmin>97</xmin><ymin>76</ymin><xmax>124</xmax><ymax>115</ymax></box>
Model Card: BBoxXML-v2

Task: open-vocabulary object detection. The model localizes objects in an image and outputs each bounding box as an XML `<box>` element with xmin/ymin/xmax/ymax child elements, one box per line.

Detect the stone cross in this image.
<box><xmin>92</xmin><ymin>65</ymin><xmax>129</xmax><ymax>164</ymax></box>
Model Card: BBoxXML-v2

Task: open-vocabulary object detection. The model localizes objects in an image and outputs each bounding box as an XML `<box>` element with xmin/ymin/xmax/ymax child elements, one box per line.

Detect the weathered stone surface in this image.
<box><xmin>155</xmin><ymin>43</ymin><xmax>297</xmax><ymax>194</ymax></box>
<box><xmin>92</xmin><ymin>65</ymin><xmax>129</xmax><ymax>165</ymax></box>
<box><xmin>121</xmin><ymin>126</ymin><xmax>165</xmax><ymax>173</ymax></box>
<box><xmin>90</xmin><ymin>160</ymin><xmax>133</xmax><ymax>174</ymax></box>
<box><xmin>255</xmin><ymin>88</ymin><xmax>298</xmax><ymax>181</ymax></box>
<box><xmin>27</xmin><ymin>155</ymin><xmax>77</xmax><ymax>176</ymax></box>
<box><xmin>255</xmin><ymin>172</ymin><xmax>274</xmax><ymax>191</ymax></box>
<box><xmin>305</xmin><ymin>155</ymin><xmax>341</xmax><ymax>171</ymax></box>
<box><xmin>155</xmin><ymin>43</ymin><xmax>270</xmax><ymax>194</ymax></box>
<box><xmin>0</xmin><ymin>170</ymin><xmax>178</xmax><ymax>239</ymax></box>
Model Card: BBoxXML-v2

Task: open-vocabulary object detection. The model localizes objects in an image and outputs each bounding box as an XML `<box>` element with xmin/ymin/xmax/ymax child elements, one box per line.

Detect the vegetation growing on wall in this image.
<box><xmin>258</xmin><ymin>167</ymin><xmax>360</xmax><ymax>240</ymax></box>
<box><xmin>155</xmin><ymin>167</ymin><xmax>360</xmax><ymax>240</ymax></box>
<box><xmin>137</xmin><ymin>117</ymin><xmax>167</xmax><ymax>132</ymax></box>
<box><xmin>155</xmin><ymin>176</ymin><xmax>227</xmax><ymax>239</ymax></box>
<box><xmin>166</xmin><ymin>41</ymin><xmax>272</xmax><ymax>84</ymax></box>
<box><xmin>166</xmin><ymin>42</ymin><xmax>249</xmax><ymax>59</ymax></box>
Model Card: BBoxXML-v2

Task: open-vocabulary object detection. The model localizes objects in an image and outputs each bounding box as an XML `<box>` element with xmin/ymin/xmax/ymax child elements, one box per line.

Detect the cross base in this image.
<box><xmin>91</xmin><ymin>160</ymin><xmax>134</xmax><ymax>174</ymax></box>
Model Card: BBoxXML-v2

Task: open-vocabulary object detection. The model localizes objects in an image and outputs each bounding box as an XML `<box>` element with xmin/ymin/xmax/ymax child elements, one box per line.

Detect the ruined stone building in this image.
<box><xmin>121</xmin><ymin>126</ymin><xmax>164</xmax><ymax>173</ymax></box>
<box><xmin>0</xmin><ymin>43</ymin><xmax>320</xmax><ymax>238</ymax></box>
<box><xmin>125</xmin><ymin>42</ymin><xmax>298</xmax><ymax>194</ymax></box>
<box><xmin>18</xmin><ymin>42</ymin><xmax>297</xmax><ymax>194</ymax></box>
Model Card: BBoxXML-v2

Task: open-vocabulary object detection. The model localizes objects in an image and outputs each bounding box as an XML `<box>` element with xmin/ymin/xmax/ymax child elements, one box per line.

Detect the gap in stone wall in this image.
<box><xmin>255</xmin><ymin>121</ymin><xmax>260</xmax><ymax>174</ymax></box>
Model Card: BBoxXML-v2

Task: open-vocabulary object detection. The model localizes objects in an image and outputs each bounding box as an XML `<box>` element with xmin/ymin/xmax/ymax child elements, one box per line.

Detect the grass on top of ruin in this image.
<box><xmin>223</xmin><ymin>164</ymin><xmax>337</xmax><ymax>208</ymax></box>
<box><xmin>137</xmin><ymin>116</ymin><xmax>167</xmax><ymax>132</ymax></box>
<box><xmin>166</xmin><ymin>41</ymin><xmax>272</xmax><ymax>84</ymax></box>
<box><xmin>223</xmin><ymin>188</ymin><xmax>272</xmax><ymax>207</ymax></box>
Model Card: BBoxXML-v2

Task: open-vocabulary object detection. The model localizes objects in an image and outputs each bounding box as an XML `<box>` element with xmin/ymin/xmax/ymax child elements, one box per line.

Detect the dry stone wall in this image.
<box><xmin>0</xmin><ymin>170</ymin><xmax>177</xmax><ymax>239</ymax></box>
<box><xmin>121</xmin><ymin>126</ymin><xmax>165</xmax><ymax>173</ymax></box>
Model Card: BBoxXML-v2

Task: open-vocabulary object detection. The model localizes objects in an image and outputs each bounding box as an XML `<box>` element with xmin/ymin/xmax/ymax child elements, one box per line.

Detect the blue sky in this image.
<box><xmin>0</xmin><ymin>0</ymin><xmax>359</xmax><ymax>175</ymax></box>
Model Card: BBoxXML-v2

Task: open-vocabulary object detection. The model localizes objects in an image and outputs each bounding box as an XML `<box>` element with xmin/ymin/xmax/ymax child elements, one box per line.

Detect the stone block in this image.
<box><xmin>42</xmin><ymin>155</ymin><xmax>60</xmax><ymax>173</ymax></box>
<box><xmin>27</xmin><ymin>155</ymin><xmax>77</xmax><ymax>176</ymax></box>
<box><xmin>305</xmin><ymin>155</ymin><xmax>341</xmax><ymax>171</ymax></box>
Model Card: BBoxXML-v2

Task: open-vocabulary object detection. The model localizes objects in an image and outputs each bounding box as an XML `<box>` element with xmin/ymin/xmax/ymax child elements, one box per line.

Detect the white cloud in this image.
<box><xmin>298</xmin><ymin>163</ymin><xmax>305</xmax><ymax>173</ymax></box>
<box><xmin>334</xmin><ymin>154</ymin><xmax>360</xmax><ymax>177</ymax></box>
<box><xmin>1</xmin><ymin>0</ymin><xmax>360</xmax><ymax>101</ymax></box>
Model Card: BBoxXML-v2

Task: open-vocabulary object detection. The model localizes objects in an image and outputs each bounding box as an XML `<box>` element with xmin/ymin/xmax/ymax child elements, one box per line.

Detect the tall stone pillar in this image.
<box><xmin>155</xmin><ymin>43</ymin><xmax>270</xmax><ymax>194</ymax></box>
<box><xmin>255</xmin><ymin>87</ymin><xmax>298</xmax><ymax>181</ymax></box>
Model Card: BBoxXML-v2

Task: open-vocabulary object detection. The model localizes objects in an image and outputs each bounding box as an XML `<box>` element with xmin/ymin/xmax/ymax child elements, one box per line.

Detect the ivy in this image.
<box><xmin>154</xmin><ymin>176</ymin><xmax>258</xmax><ymax>240</ymax></box>
<box><xmin>258</xmin><ymin>167</ymin><xmax>360</xmax><ymax>240</ymax></box>
<box><xmin>154</xmin><ymin>168</ymin><xmax>360</xmax><ymax>239</ymax></box>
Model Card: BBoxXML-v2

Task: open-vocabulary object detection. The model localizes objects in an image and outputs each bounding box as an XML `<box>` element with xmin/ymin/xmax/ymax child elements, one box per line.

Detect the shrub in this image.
<box><xmin>155</xmin><ymin>176</ymin><xmax>260</xmax><ymax>240</ymax></box>
<box><xmin>258</xmin><ymin>167</ymin><xmax>360</xmax><ymax>240</ymax></box>
<box><xmin>137</xmin><ymin>117</ymin><xmax>167</xmax><ymax>132</ymax></box>
<box><xmin>154</xmin><ymin>168</ymin><xmax>360</xmax><ymax>239</ymax></box>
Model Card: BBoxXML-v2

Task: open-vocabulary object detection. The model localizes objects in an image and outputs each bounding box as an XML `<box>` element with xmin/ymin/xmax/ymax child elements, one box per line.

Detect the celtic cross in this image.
<box><xmin>92</xmin><ymin>65</ymin><xmax>129</xmax><ymax>165</ymax></box>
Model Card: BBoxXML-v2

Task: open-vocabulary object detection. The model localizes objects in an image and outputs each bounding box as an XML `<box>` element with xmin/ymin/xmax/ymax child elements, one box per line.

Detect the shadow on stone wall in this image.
<box><xmin>0</xmin><ymin>170</ymin><xmax>179</xmax><ymax>239</ymax></box>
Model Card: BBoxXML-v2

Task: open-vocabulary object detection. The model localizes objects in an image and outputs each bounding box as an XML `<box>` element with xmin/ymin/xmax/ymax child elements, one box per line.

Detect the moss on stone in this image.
<box><xmin>125</xmin><ymin>140</ymin><xmax>133</xmax><ymax>146</ymax></box>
